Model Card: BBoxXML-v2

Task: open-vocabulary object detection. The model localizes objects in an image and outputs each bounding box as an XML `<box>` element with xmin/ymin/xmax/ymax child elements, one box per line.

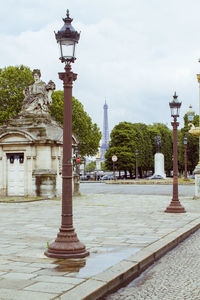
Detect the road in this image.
<box><xmin>106</xmin><ymin>228</ymin><xmax>200</xmax><ymax>300</ymax></box>
<box><xmin>80</xmin><ymin>182</ymin><xmax>194</xmax><ymax>197</ymax></box>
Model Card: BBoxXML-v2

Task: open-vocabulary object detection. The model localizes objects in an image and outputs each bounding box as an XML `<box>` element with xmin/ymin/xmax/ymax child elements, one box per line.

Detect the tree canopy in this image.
<box><xmin>85</xmin><ymin>161</ymin><xmax>96</xmax><ymax>172</ymax></box>
<box><xmin>49</xmin><ymin>90</ymin><xmax>101</xmax><ymax>157</ymax></box>
<box><xmin>105</xmin><ymin>121</ymin><xmax>173</xmax><ymax>177</ymax></box>
<box><xmin>0</xmin><ymin>65</ymin><xmax>33</xmax><ymax>123</ymax></box>
<box><xmin>105</xmin><ymin>122</ymin><xmax>154</xmax><ymax>178</ymax></box>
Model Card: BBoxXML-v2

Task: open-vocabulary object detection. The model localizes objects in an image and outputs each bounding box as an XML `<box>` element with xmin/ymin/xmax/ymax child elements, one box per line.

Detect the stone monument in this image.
<box><xmin>0</xmin><ymin>69</ymin><xmax>76</xmax><ymax>198</ymax></box>
<box><xmin>21</xmin><ymin>69</ymin><xmax>55</xmax><ymax>114</ymax></box>
<box><xmin>153</xmin><ymin>136</ymin><xmax>166</xmax><ymax>178</ymax></box>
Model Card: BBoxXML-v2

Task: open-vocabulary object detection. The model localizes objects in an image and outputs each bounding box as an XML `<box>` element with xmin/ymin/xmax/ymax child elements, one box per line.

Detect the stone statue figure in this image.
<box><xmin>154</xmin><ymin>135</ymin><xmax>162</xmax><ymax>153</ymax></box>
<box><xmin>22</xmin><ymin>69</ymin><xmax>56</xmax><ymax>114</ymax></box>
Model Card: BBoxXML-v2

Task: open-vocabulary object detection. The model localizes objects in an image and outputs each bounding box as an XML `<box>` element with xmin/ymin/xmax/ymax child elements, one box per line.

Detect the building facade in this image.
<box><xmin>0</xmin><ymin>69</ymin><xmax>76</xmax><ymax>198</ymax></box>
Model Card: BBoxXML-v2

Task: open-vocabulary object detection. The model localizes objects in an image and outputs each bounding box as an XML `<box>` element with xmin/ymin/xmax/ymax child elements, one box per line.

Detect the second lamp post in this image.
<box><xmin>165</xmin><ymin>92</ymin><xmax>186</xmax><ymax>213</ymax></box>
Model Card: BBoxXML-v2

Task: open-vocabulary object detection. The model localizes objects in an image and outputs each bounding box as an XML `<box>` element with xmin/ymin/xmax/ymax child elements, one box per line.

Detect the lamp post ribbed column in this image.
<box><xmin>45</xmin><ymin>64</ymin><xmax>89</xmax><ymax>258</ymax></box>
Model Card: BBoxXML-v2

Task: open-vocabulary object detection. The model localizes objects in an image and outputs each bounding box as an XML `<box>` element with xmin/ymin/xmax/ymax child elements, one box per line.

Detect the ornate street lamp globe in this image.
<box><xmin>186</xmin><ymin>105</ymin><xmax>195</xmax><ymax>122</ymax></box>
<box><xmin>169</xmin><ymin>92</ymin><xmax>181</xmax><ymax>118</ymax></box>
<box><xmin>55</xmin><ymin>10</ymin><xmax>80</xmax><ymax>63</ymax></box>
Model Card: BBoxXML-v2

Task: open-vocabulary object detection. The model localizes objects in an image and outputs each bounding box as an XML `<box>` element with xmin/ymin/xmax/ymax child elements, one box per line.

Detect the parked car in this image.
<box><xmin>188</xmin><ymin>174</ymin><xmax>195</xmax><ymax>179</ymax></box>
<box><xmin>101</xmin><ymin>175</ymin><xmax>114</xmax><ymax>180</ymax></box>
<box><xmin>80</xmin><ymin>175</ymin><xmax>90</xmax><ymax>181</ymax></box>
<box><xmin>147</xmin><ymin>175</ymin><xmax>164</xmax><ymax>180</ymax></box>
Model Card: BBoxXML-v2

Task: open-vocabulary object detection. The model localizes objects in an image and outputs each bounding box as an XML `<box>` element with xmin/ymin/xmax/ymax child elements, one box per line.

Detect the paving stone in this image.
<box><xmin>2</xmin><ymin>272</ymin><xmax>37</xmax><ymax>280</ymax></box>
<box><xmin>35</xmin><ymin>275</ymin><xmax>84</xmax><ymax>284</ymax></box>
<box><xmin>0</xmin><ymin>288</ymin><xmax>55</xmax><ymax>300</ymax></box>
<box><xmin>24</xmin><ymin>281</ymin><xmax>73</xmax><ymax>293</ymax></box>
<box><xmin>60</xmin><ymin>279</ymin><xmax>107</xmax><ymax>300</ymax></box>
<box><xmin>0</xmin><ymin>279</ymin><xmax>35</xmax><ymax>289</ymax></box>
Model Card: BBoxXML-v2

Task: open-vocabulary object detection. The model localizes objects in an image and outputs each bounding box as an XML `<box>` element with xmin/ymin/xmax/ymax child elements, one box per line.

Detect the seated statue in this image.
<box><xmin>22</xmin><ymin>69</ymin><xmax>56</xmax><ymax>114</ymax></box>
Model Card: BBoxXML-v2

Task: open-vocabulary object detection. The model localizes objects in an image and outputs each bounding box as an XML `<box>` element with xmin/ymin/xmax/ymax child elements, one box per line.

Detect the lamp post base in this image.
<box><xmin>44</xmin><ymin>228</ymin><xmax>89</xmax><ymax>259</ymax></box>
<box><xmin>165</xmin><ymin>201</ymin><xmax>186</xmax><ymax>213</ymax></box>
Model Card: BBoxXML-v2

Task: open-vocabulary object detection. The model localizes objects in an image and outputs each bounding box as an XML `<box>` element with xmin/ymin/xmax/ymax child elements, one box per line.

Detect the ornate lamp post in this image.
<box><xmin>135</xmin><ymin>149</ymin><xmax>139</xmax><ymax>180</ymax></box>
<box><xmin>165</xmin><ymin>92</ymin><xmax>186</xmax><ymax>213</ymax></box>
<box><xmin>45</xmin><ymin>10</ymin><xmax>89</xmax><ymax>258</ymax></box>
<box><xmin>183</xmin><ymin>137</ymin><xmax>188</xmax><ymax>181</ymax></box>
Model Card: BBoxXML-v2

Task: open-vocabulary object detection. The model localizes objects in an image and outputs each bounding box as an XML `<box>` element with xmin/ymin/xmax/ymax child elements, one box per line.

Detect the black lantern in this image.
<box><xmin>169</xmin><ymin>92</ymin><xmax>181</xmax><ymax>118</ymax></box>
<box><xmin>186</xmin><ymin>105</ymin><xmax>195</xmax><ymax>122</ymax></box>
<box><xmin>55</xmin><ymin>10</ymin><xmax>80</xmax><ymax>63</ymax></box>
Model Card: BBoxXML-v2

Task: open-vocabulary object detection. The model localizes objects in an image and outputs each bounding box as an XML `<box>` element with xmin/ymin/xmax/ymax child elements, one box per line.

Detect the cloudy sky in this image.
<box><xmin>0</xmin><ymin>0</ymin><xmax>200</xmax><ymax>134</ymax></box>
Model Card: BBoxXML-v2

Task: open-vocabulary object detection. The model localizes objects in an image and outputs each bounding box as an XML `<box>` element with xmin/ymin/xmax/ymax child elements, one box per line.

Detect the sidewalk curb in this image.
<box><xmin>59</xmin><ymin>218</ymin><xmax>200</xmax><ymax>300</ymax></box>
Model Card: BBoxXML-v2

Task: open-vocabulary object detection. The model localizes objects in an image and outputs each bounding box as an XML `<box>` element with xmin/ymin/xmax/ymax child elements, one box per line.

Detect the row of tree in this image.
<box><xmin>104</xmin><ymin>117</ymin><xmax>199</xmax><ymax>178</ymax></box>
<box><xmin>0</xmin><ymin>65</ymin><xmax>199</xmax><ymax>175</ymax></box>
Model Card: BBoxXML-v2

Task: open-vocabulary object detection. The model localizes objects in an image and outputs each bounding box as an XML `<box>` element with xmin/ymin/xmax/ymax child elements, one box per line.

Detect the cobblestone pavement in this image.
<box><xmin>107</xmin><ymin>228</ymin><xmax>200</xmax><ymax>300</ymax></box>
<box><xmin>0</xmin><ymin>194</ymin><xmax>200</xmax><ymax>299</ymax></box>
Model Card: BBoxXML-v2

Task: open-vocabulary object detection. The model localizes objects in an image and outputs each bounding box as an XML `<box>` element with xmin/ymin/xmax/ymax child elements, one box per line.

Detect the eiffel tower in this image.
<box><xmin>100</xmin><ymin>101</ymin><xmax>109</xmax><ymax>161</ymax></box>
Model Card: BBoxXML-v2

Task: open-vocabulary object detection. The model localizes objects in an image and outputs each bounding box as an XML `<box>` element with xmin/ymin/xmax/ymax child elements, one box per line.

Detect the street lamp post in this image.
<box><xmin>183</xmin><ymin>137</ymin><xmax>188</xmax><ymax>181</ymax></box>
<box><xmin>45</xmin><ymin>10</ymin><xmax>89</xmax><ymax>258</ymax></box>
<box><xmin>135</xmin><ymin>149</ymin><xmax>139</xmax><ymax>180</ymax></box>
<box><xmin>165</xmin><ymin>92</ymin><xmax>186</xmax><ymax>213</ymax></box>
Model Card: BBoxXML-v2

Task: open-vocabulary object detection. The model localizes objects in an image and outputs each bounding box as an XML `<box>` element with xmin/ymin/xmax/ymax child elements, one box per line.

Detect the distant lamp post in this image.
<box><xmin>45</xmin><ymin>10</ymin><xmax>89</xmax><ymax>258</ymax></box>
<box><xmin>183</xmin><ymin>137</ymin><xmax>188</xmax><ymax>181</ymax></box>
<box><xmin>135</xmin><ymin>149</ymin><xmax>139</xmax><ymax>180</ymax></box>
<box><xmin>74</xmin><ymin>145</ymin><xmax>80</xmax><ymax>196</ymax></box>
<box><xmin>165</xmin><ymin>92</ymin><xmax>186</xmax><ymax>213</ymax></box>
<box><xmin>74</xmin><ymin>145</ymin><xmax>80</xmax><ymax>175</ymax></box>
<box><xmin>112</xmin><ymin>155</ymin><xmax>118</xmax><ymax>180</ymax></box>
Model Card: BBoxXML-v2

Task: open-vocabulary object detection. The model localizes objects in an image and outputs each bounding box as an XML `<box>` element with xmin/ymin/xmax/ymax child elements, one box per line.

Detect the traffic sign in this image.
<box><xmin>112</xmin><ymin>155</ymin><xmax>118</xmax><ymax>162</ymax></box>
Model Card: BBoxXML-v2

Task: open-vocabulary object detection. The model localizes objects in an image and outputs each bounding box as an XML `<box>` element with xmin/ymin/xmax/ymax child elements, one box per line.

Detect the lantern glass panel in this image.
<box><xmin>170</xmin><ymin>106</ymin><xmax>180</xmax><ymax>117</ymax></box>
<box><xmin>187</xmin><ymin>112</ymin><xmax>194</xmax><ymax>122</ymax></box>
<box><xmin>59</xmin><ymin>40</ymin><xmax>76</xmax><ymax>62</ymax></box>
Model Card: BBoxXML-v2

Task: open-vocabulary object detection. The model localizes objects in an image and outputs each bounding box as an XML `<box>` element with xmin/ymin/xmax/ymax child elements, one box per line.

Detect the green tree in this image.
<box><xmin>0</xmin><ymin>65</ymin><xmax>33</xmax><ymax>123</ymax></box>
<box><xmin>132</xmin><ymin>123</ymin><xmax>153</xmax><ymax>175</ymax></box>
<box><xmin>49</xmin><ymin>91</ymin><xmax>101</xmax><ymax>157</ymax></box>
<box><xmin>105</xmin><ymin>122</ymin><xmax>153</xmax><ymax>178</ymax></box>
<box><xmin>105</xmin><ymin>122</ymin><xmax>136</xmax><ymax>177</ymax></box>
<box><xmin>85</xmin><ymin>161</ymin><xmax>96</xmax><ymax>172</ymax></box>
